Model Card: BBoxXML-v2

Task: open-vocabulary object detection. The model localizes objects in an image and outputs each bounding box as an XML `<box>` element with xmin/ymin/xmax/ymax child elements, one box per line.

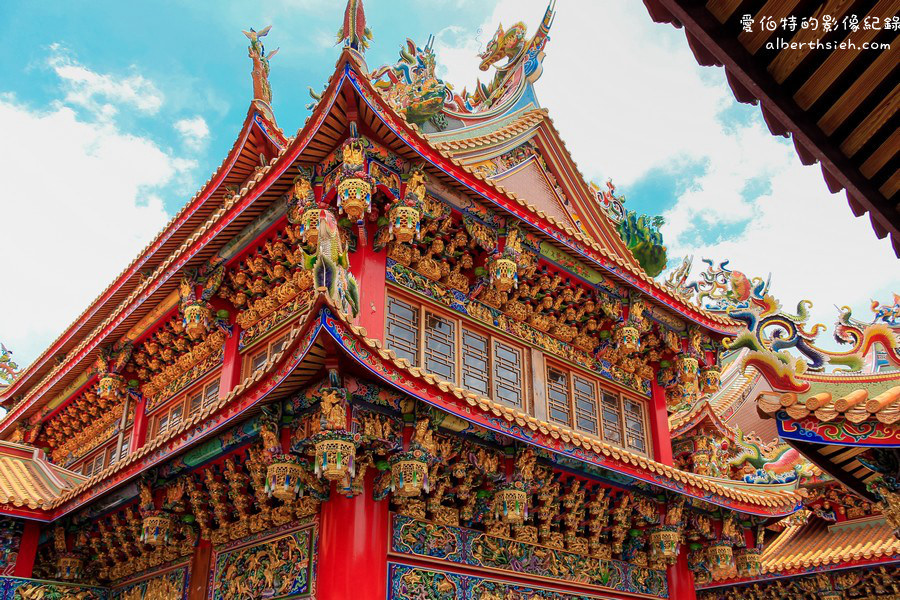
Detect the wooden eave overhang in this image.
<box><xmin>41</xmin><ymin>293</ymin><xmax>800</xmax><ymax>521</ymax></box>
<box><xmin>643</xmin><ymin>0</ymin><xmax>900</xmax><ymax>256</ymax></box>
<box><xmin>669</xmin><ymin>398</ymin><xmax>738</xmax><ymax>441</ymax></box>
<box><xmin>0</xmin><ymin>49</ymin><xmax>740</xmax><ymax>439</ymax></box>
<box><xmin>0</xmin><ymin>106</ymin><xmax>288</xmax><ymax>409</ymax></box>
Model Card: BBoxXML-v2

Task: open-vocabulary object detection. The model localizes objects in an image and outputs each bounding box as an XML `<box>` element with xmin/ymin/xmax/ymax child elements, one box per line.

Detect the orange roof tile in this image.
<box><xmin>0</xmin><ymin>440</ymin><xmax>84</xmax><ymax>510</ymax></box>
<box><xmin>762</xmin><ymin>517</ymin><xmax>900</xmax><ymax>573</ymax></box>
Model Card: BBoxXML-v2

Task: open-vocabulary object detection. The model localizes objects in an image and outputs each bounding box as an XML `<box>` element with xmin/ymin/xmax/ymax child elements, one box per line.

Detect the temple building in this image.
<box><xmin>0</xmin><ymin>2</ymin><xmax>896</xmax><ymax>599</ymax></box>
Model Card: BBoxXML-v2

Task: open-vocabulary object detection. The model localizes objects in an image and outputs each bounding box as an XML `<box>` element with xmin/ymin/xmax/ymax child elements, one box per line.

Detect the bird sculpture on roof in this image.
<box><xmin>337</xmin><ymin>0</ymin><xmax>372</xmax><ymax>52</ymax></box>
<box><xmin>243</xmin><ymin>26</ymin><xmax>279</xmax><ymax>106</ymax></box>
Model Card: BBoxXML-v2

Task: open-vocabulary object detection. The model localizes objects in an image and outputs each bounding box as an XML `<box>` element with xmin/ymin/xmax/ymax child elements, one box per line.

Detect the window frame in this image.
<box><xmin>384</xmin><ymin>291</ymin><xmax>529</xmax><ymax>411</ymax></box>
<box><xmin>243</xmin><ymin>330</ymin><xmax>291</xmax><ymax>378</ymax></box>
<box><xmin>150</xmin><ymin>377</ymin><xmax>222</xmax><ymax>440</ymax></box>
<box><xmin>544</xmin><ymin>358</ymin><xmax>651</xmax><ymax>457</ymax></box>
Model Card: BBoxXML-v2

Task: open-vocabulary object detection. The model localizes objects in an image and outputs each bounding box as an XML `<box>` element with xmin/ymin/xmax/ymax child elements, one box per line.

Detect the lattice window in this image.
<box><xmin>546</xmin><ymin>367</ymin><xmax>570</xmax><ymax>425</ymax></box>
<box><xmin>83</xmin><ymin>452</ymin><xmax>105</xmax><ymax>477</ymax></box>
<box><xmin>573</xmin><ymin>376</ymin><xmax>598</xmax><ymax>435</ymax></box>
<box><xmin>492</xmin><ymin>341</ymin><xmax>523</xmax><ymax>408</ymax></box>
<box><xmin>461</xmin><ymin>329</ymin><xmax>490</xmax><ymax>396</ymax></box>
<box><xmin>624</xmin><ymin>399</ymin><xmax>647</xmax><ymax>453</ymax></box>
<box><xmin>601</xmin><ymin>392</ymin><xmax>623</xmax><ymax>445</ymax></box>
<box><xmin>386</xmin><ymin>297</ymin><xmax>420</xmax><ymax>365</ymax></box>
<box><xmin>425</xmin><ymin>312</ymin><xmax>456</xmax><ymax>382</ymax></box>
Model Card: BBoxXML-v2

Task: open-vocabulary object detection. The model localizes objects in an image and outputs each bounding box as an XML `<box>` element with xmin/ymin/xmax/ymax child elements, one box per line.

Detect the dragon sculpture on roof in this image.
<box><xmin>667</xmin><ymin>257</ymin><xmax>900</xmax><ymax>391</ymax></box>
<box><xmin>446</xmin><ymin>1</ymin><xmax>556</xmax><ymax>114</ymax></box>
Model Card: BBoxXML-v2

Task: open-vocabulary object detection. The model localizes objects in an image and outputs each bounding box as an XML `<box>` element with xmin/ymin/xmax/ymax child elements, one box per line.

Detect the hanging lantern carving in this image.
<box><xmin>97</xmin><ymin>373</ymin><xmax>125</xmax><ymax>401</ymax></box>
<box><xmin>494</xmin><ymin>481</ymin><xmax>529</xmax><ymax>525</ymax></box>
<box><xmin>616</xmin><ymin>325</ymin><xmax>640</xmax><ymax>353</ymax></box>
<box><xmin>707</xmin><ymin>541</ymin><xmax>733</xmax><ymax>576</ymax></box>
<box><xmin>182</xmin><ymin>301</ymin><xmax>213</xmax><ymax>340</ymax></box>
<box><xmin>313</xmin><ymin>433</ymin><xmax>357</xmax><ymax>482</ymax></box>
<box><xmin>337</xmin><ymin>176</ymin><xmax>373</xmax><ymax>222</ymax></box>
<box><xmin>55</xmin><ymin>552</ymin><xmax>83</xmax><ymax>580</ymax></box>
<box><xmin>389</xmin><ymin>203</ymin><xmax>421</xmax><ymax>244</ymax></box>
<box><xmin>735</xmin><ymin>547</ymin><xmax>761</xmax><ymax>578</ymax></box>
<box><xmin>140</xmin><ymin>511</ymin><xmax>173</xmax><ymax>546</ymax></box>
<box><xmin>391</xmin><ymin>448</ymin><xmax>430</xmax><ymax>497</ymax></box>
<box><xmin>701</xmin><ymin>367</ymin><xmax>721</xmax><ymax>394</ymax></box>
<box><xmin>491</xmin><ymin>254</ymin><xmax>518</xmax><ymax>293</ymax></box>
<box><xmin>677</xmin><ymin>355</ymin><xmax>700</xmax><ymax>383</ymax></box>
<box><xmin>265</xmin><ymin>454</ymin><xmax>305</xmax><ymax>501</ymax></box>
<box><xmin>649</xmin><ymin>525</ymin><xmax>680</xmax><ymax>565</ymax></box>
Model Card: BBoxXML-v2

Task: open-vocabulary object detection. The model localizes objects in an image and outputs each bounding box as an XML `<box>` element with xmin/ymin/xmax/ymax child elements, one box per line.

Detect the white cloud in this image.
<box><xmin>174</xmin><ymin>116</ymin><xmax>210</xmax><ymax>150</ymax></box>
<box><xmin>0</xmin><ymin>55</ymin><xmax>194</xmax><ymax>367</ymax></box>
<box><xmin>47</xmin><ymin>45</ymin><xmax>164</xmax><ymax>118</ymax></box>
<box><xmin>434</xmin><ymin>0</ymin><xmax>899</xmax><ymax>347</ymax></box>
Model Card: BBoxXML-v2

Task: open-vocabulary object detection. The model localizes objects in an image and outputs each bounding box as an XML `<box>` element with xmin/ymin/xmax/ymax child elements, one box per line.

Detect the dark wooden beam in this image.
<box><xmin>645</xmin><ymin>0</ymin><xmax>899</xmax><ymax>255</ymax></box>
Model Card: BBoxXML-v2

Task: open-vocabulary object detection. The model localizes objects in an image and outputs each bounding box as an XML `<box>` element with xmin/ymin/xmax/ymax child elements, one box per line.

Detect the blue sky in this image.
<box><xmin>0</xmin><ymin>0</ymin><xmax>897</xmax><ymax>368</ymax></box>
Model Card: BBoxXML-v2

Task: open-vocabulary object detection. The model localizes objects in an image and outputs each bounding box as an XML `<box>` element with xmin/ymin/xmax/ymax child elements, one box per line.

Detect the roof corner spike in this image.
<box><xmin>243</xmin><ymin>25</ymin><xmax>279</xmax><ymax>119</ymax></box>
<box><xmin>337</xmin><ymin>0</ymin><xmax>373</xmax><ymax>54</ymax></box>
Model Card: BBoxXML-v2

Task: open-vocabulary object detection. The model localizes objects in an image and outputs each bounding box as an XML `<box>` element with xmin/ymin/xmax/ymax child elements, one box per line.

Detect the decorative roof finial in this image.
<box><xmin>243</xmin><ymin>26</ymin><xmax>279</xmax><ymax>107</ymax></box>
<box><xmin>337</xmin><ymin>0</ymin><xmax>372</xmax><ymax>53</ymax></box>
<box><xmin>1</xmin><ymin>342</ymin><xmax>21</xmax><ymax>385</ymax></box>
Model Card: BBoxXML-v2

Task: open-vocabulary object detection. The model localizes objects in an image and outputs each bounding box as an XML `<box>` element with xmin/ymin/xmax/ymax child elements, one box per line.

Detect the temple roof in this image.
<box><xmin>0</xmin><ymin>106</ymin><xmax>287</xmax><ymax>410</ymax></box>
<box><xmin>644</xmin><ymin>0</ymin><xmax>899</xmax><ymax>256</ymax></box>
<box><xmin>0</xmin><ymin>43</ymin><xmax>743</xmax><ymax>440</ymax></box>
<box><xmin>0</xmin><ymin>440</ymin><xmax>84</xmax><ymax>514</ymax></box>
<box><xmin>761</xmin><ymin>516</ymin><xmax>900</xmax><ymax>574</ymax></box>
<box><xmin>758</xmin><ymin>375</ymin><xmax>900</xmax><ymax>425</ymax></box>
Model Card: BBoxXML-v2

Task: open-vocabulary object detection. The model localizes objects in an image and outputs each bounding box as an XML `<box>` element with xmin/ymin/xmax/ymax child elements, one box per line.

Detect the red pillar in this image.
<box><xmin>649</xmin><ymin>374</ymin><xmax>674</xmax><ymax>466</ymax></box>
<box><xmin>187</xmin><ymin>539</ymin><xmax>213</xmax><ymax>600</ymax></box>
<box><xmin>219</xmin><ymin>322</ymin><xmax>243</xmax><ymax>396</ymax></box>
<box><xmin>317</xmin><ymin>471</ymin><xmax>389</xmax><ymax>600</ymax></box>
<box><xmin>667</xmin><ymin>546</ymin><xmax>697</xmax><ymax>600</ymax></box>
<box><xmin>349</xmin><ymin>222</ymin><xmax>387</xmax><ymax>340</ymax></box>
<box><xmin>129</xmin><ymin>395</ymin><xmax>148</xmax><ymax>451</ymax></box>
<box><xmin>12</xmin><ymin>521</ymin><xmax>41</xmax><ymax>578</ymax></box>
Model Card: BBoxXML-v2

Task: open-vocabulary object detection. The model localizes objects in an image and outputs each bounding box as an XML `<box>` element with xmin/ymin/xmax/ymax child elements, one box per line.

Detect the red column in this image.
<box><xmin>317</xmin><ymin>471</ymin><xmax>389</xmax><ymax>599</ymax></box>
<box><xmin>349</xmin><ymin>222</ymin><xmax>387</xmax><ymax>340</ymax></box>
<box><xmin>129</xmin><ymin>395</ymin><xmax>148</xmax><ymax>451</ymax></box>
<box><xmin>219</xmin><ymin>322</ymin><xmax>243</xmax><ymax>396</ymax></box>
<box><xmin>187</xmin><ymin>539</ymin><xmax>213</xmax><ymax>600</ymax></box>
<box><xmin>667</xmin><ymin>546</ymin><xmax>697</xmax><ymax>599</ymax></box>
<box><xmin>12</xmin><ymin>521</ymin><xmax>41</xmax><ymax>578</ymax></box>
<box><xmin>649</xmin><ymin>374</ymin><xmax>674</xmax><ymax>466</ymax></box>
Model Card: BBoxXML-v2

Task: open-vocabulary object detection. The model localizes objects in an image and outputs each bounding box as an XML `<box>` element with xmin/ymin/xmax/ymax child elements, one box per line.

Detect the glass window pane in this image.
<box><xmin>204</xmin><ymin>381</ymin><xmax>220</xmax><ymax>408</ymax></box>
<box><xmin>251</xmin><ymin>349</ymin><xmax>268</xmax><ymax>373</ymax></box>
<box><xmin>424</xmin><ymin>312</ymin><xmax>456</xmax><ymax>382</ymax></box>
<box><xmin>188</xmin><ymin>391</ymin><xmax>203</xmax><ymax>416</ymax></box>
<box><xmin>170</xmin><ymin>406</ymin><xmax>183</xmax><ymax>430</ymax></box>
<box><xmin>492</xmin><ymin>341</ymin><xmax>523</xmax><ymax>408</ymax></box>
<box><xmin>461</xmin><ymin>330</ymin><xmax>490</xmax><ymax>396</ymax></box>
<box><xmin>601</xmin><ymin>392</ymin><xmax>623</xmax><ymax>445</ymax></box>
<box><xmin>546</xmin><ymin>367</ymin><xmax>570</xmax><ymax>425</ymax></box>
<box><xmin>573</xmin><ymin>376</ymin><xmax>599</xmax><ymax>435</ymax></box>
<box><xmin>386</xmin><ymin>297</ymin><xmax>420</xmax><ymax>365</ymax></box>
<box><xmin>624</xmin><ymin>399</ymin><xmax>647</xmax><ymax>454</ymax></box>
<box><xmin>158</xmin><ymin>415</ymin><xmax>169</xmax><ymax>436</ymax></box>
<box><xmin>271</xmin><ymin>334</ymin><xmax>289</xmax><ymax>356</ymax></box>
